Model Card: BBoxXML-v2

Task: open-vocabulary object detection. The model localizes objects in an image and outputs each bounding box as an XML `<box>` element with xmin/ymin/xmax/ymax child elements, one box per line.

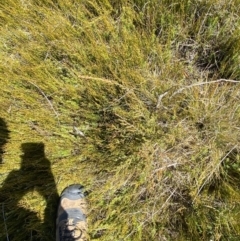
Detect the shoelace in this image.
<box><xmin>60</xmin><ymin>220</ymin><xmax>83</xmax><ymax>241</ymax></box>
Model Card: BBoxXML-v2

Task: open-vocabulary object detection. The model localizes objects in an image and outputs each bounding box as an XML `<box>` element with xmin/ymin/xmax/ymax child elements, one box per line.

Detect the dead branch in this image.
<box><xmin>156</xmin><ymin>79</ymin><xmax>239</xmax><ymax>108</ymax></box>
<box><xmin>2</xmin><ymin>203</ymin><xmax>9</xmax><ymax>241</ymax></box>
<box><xmin>28</xmin><ymin>81</ymin><xmax>60</xmax><ymax>125</ymax></box>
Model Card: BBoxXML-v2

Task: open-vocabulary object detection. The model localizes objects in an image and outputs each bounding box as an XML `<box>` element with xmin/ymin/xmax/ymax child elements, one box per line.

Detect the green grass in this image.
<box><xmin>0</xmin><ymin>0</ymin><xmax>240</xmax><ymax>240</ymax></box>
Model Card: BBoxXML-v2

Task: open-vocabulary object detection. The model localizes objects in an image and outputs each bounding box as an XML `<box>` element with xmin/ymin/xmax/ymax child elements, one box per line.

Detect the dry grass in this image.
<box><xmin>0</xmin><ymin>0</ymin><xmax>240</xmax><ymax>240</ymax></box>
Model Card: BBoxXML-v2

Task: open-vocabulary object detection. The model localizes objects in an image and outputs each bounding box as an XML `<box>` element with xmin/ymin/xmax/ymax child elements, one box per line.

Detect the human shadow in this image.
<box><xmin>0</xmin><ymin>117</ymin><xmax>10</xmax><ymax>164</ymax></box>
<box><xmin>0</xmin><ymin>142</ymin><xmax>59</xmax><ymax>241</ymax></box>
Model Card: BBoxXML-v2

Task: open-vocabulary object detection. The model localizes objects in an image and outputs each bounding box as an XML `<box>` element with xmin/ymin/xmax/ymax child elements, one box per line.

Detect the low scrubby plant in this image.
<box><xmin>0</xmin><ymin>0</ymin><xmax>240</xmax><ymax>240</ymax></box>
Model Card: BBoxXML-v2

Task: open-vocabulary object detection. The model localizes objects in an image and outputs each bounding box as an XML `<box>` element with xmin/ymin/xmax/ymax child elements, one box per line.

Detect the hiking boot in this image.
<box><xmin>56</xmin><ymin>184</ymin><xmax>88</xmax><ymax>241</ymax></box>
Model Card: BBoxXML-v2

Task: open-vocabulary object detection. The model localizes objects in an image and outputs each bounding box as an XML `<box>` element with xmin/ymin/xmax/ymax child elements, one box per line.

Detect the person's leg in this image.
<box><xmin>56</xmin><ymin>184</ymin><xmax>88</xmax><ymax>241</ymax></box>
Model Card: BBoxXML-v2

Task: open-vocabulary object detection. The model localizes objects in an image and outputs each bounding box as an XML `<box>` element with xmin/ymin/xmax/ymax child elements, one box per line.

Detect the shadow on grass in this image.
<box><xmin>0</xmin><ymin>117</ymin><xmax>10</xmax><ymax>164</ymax></box>
<box><xmin>0</xmin><ymin>138</ymin><xmax>59</xmax><ymax>241</ymax></box>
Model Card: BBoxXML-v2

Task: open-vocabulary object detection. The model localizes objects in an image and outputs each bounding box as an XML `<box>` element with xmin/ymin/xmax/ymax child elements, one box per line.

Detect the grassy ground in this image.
<box><xmin>0</xmin><ymin>0</ymin><xmax>240</xmax><ymax>240</ymax></box>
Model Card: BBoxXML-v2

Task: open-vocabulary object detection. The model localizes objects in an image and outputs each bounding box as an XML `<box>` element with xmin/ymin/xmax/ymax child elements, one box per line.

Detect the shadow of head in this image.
<box><xmin>20</xmin><ymin>142</ymin><xmax>50</xmax><ymax>170</ymax></box>
<box><xmin>0</xmin><ymin>117</ymin><xmax>10</xmax><ymax>163</ymax></box>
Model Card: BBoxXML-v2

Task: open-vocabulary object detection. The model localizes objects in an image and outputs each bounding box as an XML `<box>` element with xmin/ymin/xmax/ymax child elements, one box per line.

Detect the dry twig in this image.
<box><xmin>2</xmin><ymin>203</ymin><xmax>9</xmax><ymax>241</ymax></box>
<box><xmin>156</xmin><ymin>79</ymin><xmax>240</xmax><ymax>108</ymax></box>
<box><xmin>28</xmin><ymin>81</ymin><xmax>60</xmax><ymax>125</ymax></box>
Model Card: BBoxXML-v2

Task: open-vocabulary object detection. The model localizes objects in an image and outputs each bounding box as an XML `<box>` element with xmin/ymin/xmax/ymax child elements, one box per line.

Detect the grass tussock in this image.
<box><xmin>0</xmin><ymin>0</ymin><xmax>240</xmax><ymax>240</ymax></box>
